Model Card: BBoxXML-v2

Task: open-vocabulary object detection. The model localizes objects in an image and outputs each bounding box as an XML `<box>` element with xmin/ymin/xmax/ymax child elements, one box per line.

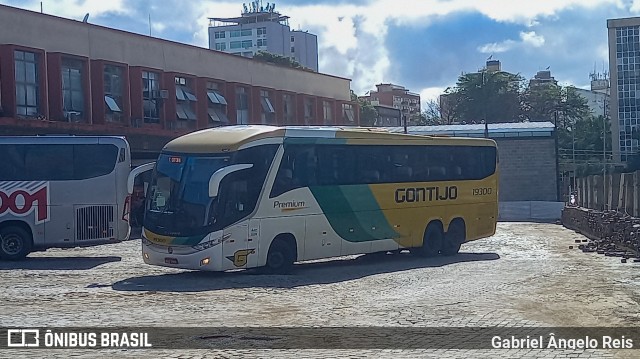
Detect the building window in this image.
<box><xmin>257</xmin><ymin>27</ymin><xmax>267</xmax><ymax>36</ymax></box>
<box><xmin>342</xmin><ymin>103</ymin><xmax>355</xmax><ymax>123</ymax></box>
<box><xmin>236</xmin><ymin>86</ymin><xmax>249</xmax><ymax>125</ymax></box>
<box><xmin>260</xmin><ymin>89</ymin><xmax>275</xmax><ymax>124</ymax></box>
<box><xmin>104</xmin><ymin>64</ymin><xmax>123</xmax><ymax>122</ymax></box>
<box><xmin>142</xmin><ymin>71</ymin><xmax>160</xmax><ymax>123</ymax></box>
<box><xmin>291</xmin><ymin>36</ymin><xmax>294</xmax><ymax>42</ymax></box>
<box><xmin>257</xmin><ymin>39</ymin><xmax>267</xmax><ymax>47</ymax></box>
<box><xmin>283</xmin><ymin>93</ymin><xmax>294</xmax><ymax>125</ymax></box>
<box><xmin>215</xmin><ymin>42</ymin><xmax>227</xmax><ymax>51</ymax></box>
<box><xmin>14</xmin><ymin>50</ymin><xmax>39</xmax><ymax>117</ymax></box>
<box><xmin>206</xmin><ymin>82</ymin><xmax>229</xmax><ymax>127</ymax></box>
<box><xmin>61</xmin><ymin>58</ymin><xmax>85</xmax><ymax>122</ymax></box>
<box><xmin>230</xmin><ymin>41</ymin><xmax>242</xmax><ymax>49</ymax></box>
<box><xmin>291</xmin><ymin>46</ymin><xmax>295</xmax><ymax>53</ymax></box>
<box><xmin>175</xmin><ymin>76</ymin><xmax>197</xmax><ymax>128</ymax></box>
<box><xmin>323</xmin><ymin>100</ymin><xmax>333</xmax><ymax>125</ymax></box>
<box><xmin>214</xmin><ymin>31</ymin><xmax>225</xmax><ymax>39</ymax></box>
<box><xmin>230</xmin><ymin>29</ymin><xmax>252</xmax><ymax>37</ymax></box>
<box><xmin>241</xmin><ymin>40</ymin><xmax>253</xmax><ymax>48</ymax></box>
<box><xmin>304</xmin><ymin>97</ymin><xmax>314</xmax><ymax>125</ymax></box>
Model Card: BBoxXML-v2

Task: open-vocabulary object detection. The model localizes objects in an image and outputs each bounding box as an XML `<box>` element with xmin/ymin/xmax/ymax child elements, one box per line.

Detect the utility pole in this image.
<box><xmin>602</xmin><ymin>98</ymin><xmax>607</xmax><ymax>210</ymax></box>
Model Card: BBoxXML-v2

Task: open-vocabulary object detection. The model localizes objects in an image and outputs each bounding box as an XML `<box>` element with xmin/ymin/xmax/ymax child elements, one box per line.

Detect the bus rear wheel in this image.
<box><xmin>414</xmin><ymin>223</ymin><xmax>443</xmax><ymax>257</ymax></box>
<box><xmin>265</xmin><ymin>240</ymin><xmax>295</xmax><ymax>274</ymax></box>
<box><xmin>0</xmin><ymin>226</ymin><xmax>33</xmax><ymax>261</ymax></box>
<box><xmin>442</xmin><ymin>221</ymin><xmax>465</xmax><ymax>256</ymax></box>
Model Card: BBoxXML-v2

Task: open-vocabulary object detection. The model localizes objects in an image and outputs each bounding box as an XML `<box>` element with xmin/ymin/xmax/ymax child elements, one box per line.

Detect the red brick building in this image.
<box><xmin>0</xmin><ymin>5</ymin><xmax>358</xmax><ymax>160</ymax></box>
<box><xmin>359</xmin><ymin>83</ymin><xmax>420</xmax><ymax>125</ymax></box>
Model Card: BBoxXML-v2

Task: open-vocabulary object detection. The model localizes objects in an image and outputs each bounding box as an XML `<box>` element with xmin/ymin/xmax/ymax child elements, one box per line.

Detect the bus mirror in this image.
<box><xmin>209</xmin><ymin>164</ymin><xmax>253</xmax><ymax>197</ymax></box>
<box><xmin>128</xmin><ymin>162</ymin><xmax>155</xmax><ymax>194</ymax></box>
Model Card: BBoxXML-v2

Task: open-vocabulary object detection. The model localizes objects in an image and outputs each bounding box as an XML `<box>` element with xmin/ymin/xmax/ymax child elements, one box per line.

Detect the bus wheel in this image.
<box><xmin>442</xmin><ymin>220</ymin><xmax>465</xmax><ymax>256</ymax></box>
<box><xmin>0</xmin><ymin>226</ymin><xmax>33</xmax><ymax>261</ymax></box>
<box><xmin>414</xmin><ymin>223</ymin><xmax>443</xmax><ymax>257</ymax></box>
<box><xmin>265</xmin><ymin>240</ymin><xmax>295</xmax><ymax>274</ymax></box>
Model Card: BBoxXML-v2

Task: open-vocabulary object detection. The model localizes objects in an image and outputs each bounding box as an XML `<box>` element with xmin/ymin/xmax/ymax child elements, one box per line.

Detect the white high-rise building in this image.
<box><xmin>208</xmin><ymin>1</ymin><xmax>319</xmax><ymax>72</ymax></box>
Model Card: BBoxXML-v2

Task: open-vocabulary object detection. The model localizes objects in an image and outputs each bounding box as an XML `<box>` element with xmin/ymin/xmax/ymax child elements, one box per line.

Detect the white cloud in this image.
<box><xmin>477</xmin><ymin>31</ymin><xmax>545</xmax><ymax>54</ymax></box>
<box><xmin>520</xmin><ymin>31</ymin><xmax>545</xmax><ymax>47</ymax></box>
<box><xmin>4</xmin><ymin>0</ymin><xmax>630</xmax><ymax>99</ymax></box>
<box><xmin>419</xmin><ymin>86</ymin><xmax>449</xmax><ymax>108</ymax></box>
<box><xmin>478</xmin><ymin>40</ymin><xmax>517</xmax><ymax>53</ymax></box>
<box><xmin>24</xmin><ymin>0</ymin><xmax>129</xmax><ymax>19</ymax></box>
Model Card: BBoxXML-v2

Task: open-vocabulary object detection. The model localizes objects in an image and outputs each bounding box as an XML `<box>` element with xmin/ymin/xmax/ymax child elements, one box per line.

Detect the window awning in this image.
<box><xmin>177</xmin><ymin>103</ymin><xmax>197</xmax><ymax>120</ymax></box>
<box><xmin>208</xmin><ymin>108</ymin><xmax>229</xmax><ymax>123</ymax></box>
<box><xmin>344</xmin><ymin>108</ymin><xmax>355</xmax><ymax>122</ymax></box>
<box><xmin>261</xmin><ymin>97</ymin><xmax>275</xmax><ymax>113</ymax></box>
<box><xmin>207</xmin><ymin>91</ymin><xmax>228</xmax><ymax>105</ymax></box>
<box><xmin>176</xmin><ymin>85</ymin><xmax>197</xmax><ymax>101</ymax></box>
<box><xmin>104</xmin><ymin>95</ymin><xmax>121</xmax><ymax>112</ymax></box>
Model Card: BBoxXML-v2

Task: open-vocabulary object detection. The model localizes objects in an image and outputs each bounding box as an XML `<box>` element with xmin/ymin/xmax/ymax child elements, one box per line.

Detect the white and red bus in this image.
<box><xmin>0</xmin><ymin>135</ymin><xmax>132</xmax><ymax>260</ymax></box>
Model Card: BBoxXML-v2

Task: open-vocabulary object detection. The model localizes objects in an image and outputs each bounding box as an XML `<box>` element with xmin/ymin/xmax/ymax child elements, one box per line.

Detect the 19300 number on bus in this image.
<box><xmin>472</xmin><ymin>187</ymin><xmax>493</xmax><ymax>196</ymax></box>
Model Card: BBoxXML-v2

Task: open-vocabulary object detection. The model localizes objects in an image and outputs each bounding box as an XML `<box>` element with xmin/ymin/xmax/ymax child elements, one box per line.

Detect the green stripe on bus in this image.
<box><xmin>172</xmin><ymin>234</ymin><xmax>208</xmax><ymax>246</ymax></box>
<box><xmin>309</xmin><ymin>185</ymin><xmax>398</xmax><ymax>242</ymax></box>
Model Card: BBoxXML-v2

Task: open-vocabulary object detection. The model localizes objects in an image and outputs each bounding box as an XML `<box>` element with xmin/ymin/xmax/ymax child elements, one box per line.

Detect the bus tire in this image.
<box><xmin>0</xmin><ymin>225</ymin><xmax>33</xmax><ymax>261</ymax></box>
<box><xmin>265</xmin><ymin>239</ymin><xmax>295</xmax><ymax>274</ymax></box>
<box><xmin>414</xmin><ymin>223</ymin><xmax>443</xmax><ymax>257</ymax></box>
<box><xmin>442</xmin><ymin>220</ymin><xmax>465</xmax><ymax>256</ymax></box>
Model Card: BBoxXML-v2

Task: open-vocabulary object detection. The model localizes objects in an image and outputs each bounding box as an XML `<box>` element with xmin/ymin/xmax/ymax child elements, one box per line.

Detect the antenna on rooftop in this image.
<box><xmin>82</xmin><ymin>13</ymin><xmax>89</xmax><ymax>23</ymax></box>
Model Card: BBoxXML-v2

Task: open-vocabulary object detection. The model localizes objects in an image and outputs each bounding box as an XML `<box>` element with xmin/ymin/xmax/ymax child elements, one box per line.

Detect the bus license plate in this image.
<box><xmin>165</xmin><ymin>258</ymin><xmax>178</xmax><ymax>264</ymax></box>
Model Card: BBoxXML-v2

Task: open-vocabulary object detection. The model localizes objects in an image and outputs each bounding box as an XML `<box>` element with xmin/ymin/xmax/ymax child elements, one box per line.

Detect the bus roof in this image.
<box><xmin>163</xmin><ymin>125</ymin><xmax>496</xmax><ymax>153</ymax></box>
<box><xmin>0</xmin><ymin>135</ymin><xmax>128</xmax><ymax>145</ymax></box>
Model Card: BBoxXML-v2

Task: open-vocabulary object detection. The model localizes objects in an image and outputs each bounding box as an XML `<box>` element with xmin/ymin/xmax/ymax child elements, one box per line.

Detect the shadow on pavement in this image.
<box><xmin>0</xmin><ymin>256</ymin><xmax>122</xmax><ymax>270</ymax></box>
<box><xmin>112</xmin><ymin>252</ymin><xmax>499</xmax><ymax>293</ymax></box>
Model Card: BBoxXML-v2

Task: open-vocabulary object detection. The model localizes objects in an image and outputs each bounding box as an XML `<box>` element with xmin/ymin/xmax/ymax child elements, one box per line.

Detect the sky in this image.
<box><xmin>2</xmin><ymin>0</ymin><xmax>639</xmax><ymax>109</ymax></box>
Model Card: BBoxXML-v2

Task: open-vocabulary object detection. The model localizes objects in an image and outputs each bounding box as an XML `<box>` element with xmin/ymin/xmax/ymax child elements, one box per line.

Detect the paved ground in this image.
<box><xmin>0</xmin><ymin>222</ymin><xmax>639</xmax><ymax>358</ymax></box>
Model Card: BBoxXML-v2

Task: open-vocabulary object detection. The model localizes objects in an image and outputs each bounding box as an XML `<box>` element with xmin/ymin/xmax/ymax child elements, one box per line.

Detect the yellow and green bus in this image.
<box><xmin>140</xmin><ymin>125</ymin><xmax>498</xmax><ymax>273</ymax></box>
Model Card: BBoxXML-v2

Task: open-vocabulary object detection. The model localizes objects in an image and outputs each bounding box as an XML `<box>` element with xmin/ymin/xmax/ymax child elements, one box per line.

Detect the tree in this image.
<box><xmin>253</xmin><ymin>51</ymin><xmax>305</xmax><ymax>69</ymax></box>
<box><xmin>351</xmin><ymin>90</ymin><xmax>378</xmax><ymax>126</ymax></box>
<box><xmin>415</xmin><ymin>99</ymin><xmax>446</xmax><ymax>125</ymax></box>
<box><xmin>449</xmin><ymin>70</ymin><xmax>524</xmax><ymax>123</ymax></box>
<box><xmin>522</xmin><ymin>84</ymin><xmax>590</xmax><ymax>128</ymax></box>
<box><xmin>557</xmin><ymin>114</ymin><xmax>612</xmax><ymax>177</ymax></box>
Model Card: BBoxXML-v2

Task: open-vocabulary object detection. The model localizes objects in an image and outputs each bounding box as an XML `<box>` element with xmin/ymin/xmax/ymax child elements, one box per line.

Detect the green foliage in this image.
<box><xmin>351</xmin><ymin>90</ymin><xmax>378</xmax><ymax>126</ymax></box>
<box><xmin>253</xmin><ymin>51</ymin><xmax>304</xmax><ymax>69</ymax></box>
<box><xmin>557</xmin><ymin>115</ymin><xmax>612</xmax><ymax>177</ymax></box>
<box><xmin>450</xmin><ymin>70</ymin><xmax>524</xmax><ymax>123</ymax></box>
<box><xmin>522</xmin><ymin>84</ymin><xmax>590</xmax><ymax>126</ymax></box>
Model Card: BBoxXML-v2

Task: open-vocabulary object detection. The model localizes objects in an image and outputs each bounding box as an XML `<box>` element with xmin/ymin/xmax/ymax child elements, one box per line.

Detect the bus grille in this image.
<box><xmin>76</xmin><ymin>205</ymin><xmax>115</xmax><ymax>241</ymax></box>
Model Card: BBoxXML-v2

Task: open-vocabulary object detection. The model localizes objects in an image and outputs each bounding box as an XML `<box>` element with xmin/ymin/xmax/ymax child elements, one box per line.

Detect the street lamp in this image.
<box><xmin>567</xmin><ymin>125</ymin><xmax>576</xmax><ymax>194</ymax></box>
<box><xmin>599</xmin><ymin>97</ymin><xmax>608</xmax><ymax>210</ymax></box>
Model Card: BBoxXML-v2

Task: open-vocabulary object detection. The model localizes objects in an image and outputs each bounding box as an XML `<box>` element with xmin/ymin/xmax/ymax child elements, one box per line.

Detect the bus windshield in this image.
<box><xmin>145</xmin><ymin>154</ymin><xmax>231</xmax><ymax>236</ymax></box>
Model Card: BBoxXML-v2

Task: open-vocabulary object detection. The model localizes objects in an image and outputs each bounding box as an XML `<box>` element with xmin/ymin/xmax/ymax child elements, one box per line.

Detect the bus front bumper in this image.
<box><xmin>142</xmin><ymin>243</ymin><xmax>223</xmax><ymax>271</ymax></box>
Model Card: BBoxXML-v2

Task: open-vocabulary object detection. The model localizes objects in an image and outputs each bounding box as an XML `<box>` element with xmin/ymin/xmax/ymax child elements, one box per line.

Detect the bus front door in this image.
<box><xmin>221</xmin><ymin>221</ymin><xmax>251</xmax><ymax>270</ymax></box>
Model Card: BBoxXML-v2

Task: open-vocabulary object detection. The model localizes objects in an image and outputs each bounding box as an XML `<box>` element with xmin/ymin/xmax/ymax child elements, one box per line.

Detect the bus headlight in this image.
<box><xmin>193</xmin><ymin>237</ymin><xmax>223</xmax><ymax>251</ymax></box>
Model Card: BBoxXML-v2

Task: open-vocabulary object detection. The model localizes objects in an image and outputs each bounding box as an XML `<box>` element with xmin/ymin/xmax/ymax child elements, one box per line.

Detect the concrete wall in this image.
<box><xmin>575</xmin><ymin>170</ymin><xmax>640</xmax><ymax>216</ymax></box>
<box><xmin>495</xmin><ymin>137</ymin><xmax>558</xmax><ymax>202</ymax></box>
<box><xmin>499</xmin><ymin>201</ymin><xmax>564</xmax><ymax>221</ymax></box>
<box><xmin>0</xmin><ymin>5</ymin><xmax>347</xmax><ymax>100</ymax></box>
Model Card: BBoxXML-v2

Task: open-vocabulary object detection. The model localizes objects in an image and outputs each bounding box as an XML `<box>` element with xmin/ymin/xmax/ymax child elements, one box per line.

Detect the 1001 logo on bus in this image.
<box><xmin>0</xmin><ymin>183</ymin><xmax>50</xmax><ymax>224</ymax></box>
